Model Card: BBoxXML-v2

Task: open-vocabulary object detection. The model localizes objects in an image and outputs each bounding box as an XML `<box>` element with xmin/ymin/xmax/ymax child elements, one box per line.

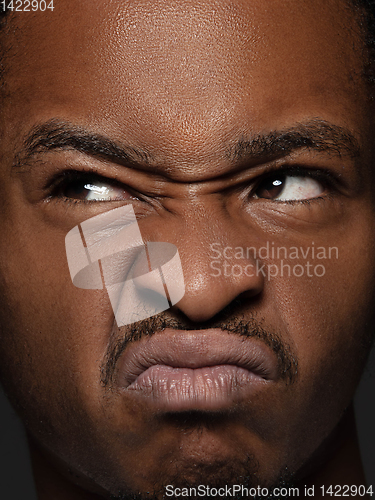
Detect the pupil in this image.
<box><xmin>71</xmin><ymin>181</ymin><xmax>88</xmax><ymax>196</ymax></box>
<box><xmin>63</xmin><ymin>179</ymin><xmax>94</xmax><ymax>200</ymax></box>
<box><xmin>257</xmin><ymin>175</ymin><xmax>285</xmax><ymax>199</ymax></box>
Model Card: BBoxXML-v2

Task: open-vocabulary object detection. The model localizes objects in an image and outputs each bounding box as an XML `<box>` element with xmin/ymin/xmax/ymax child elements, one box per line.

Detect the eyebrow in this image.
<box><xmin>14</xmin><ymin>117</ymin><xmax>360</xmax><ymax>172</ymax></box>
<box><xmin>228</xmin><ymin>119</ymin><xmax>360</xmax><ymax>163</ymax></box>
<box><xmin>15</xmin><ymin>119</ymin><xmax>154</xmax><ymax>168</ymax></box>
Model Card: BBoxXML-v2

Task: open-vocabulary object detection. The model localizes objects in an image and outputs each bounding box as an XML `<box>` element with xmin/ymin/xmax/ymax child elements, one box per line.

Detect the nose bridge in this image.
<box><xmin>170</xmin><ymin>205</ymin><xmax>264</xmax><ymax>322</ymax></box>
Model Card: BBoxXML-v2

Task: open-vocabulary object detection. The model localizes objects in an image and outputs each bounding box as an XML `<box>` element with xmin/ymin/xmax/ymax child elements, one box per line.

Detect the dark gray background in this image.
<box><xmin>0</xmin><ymin>346</ymin><xmax>374</xmax><ymax>500</ymax></box>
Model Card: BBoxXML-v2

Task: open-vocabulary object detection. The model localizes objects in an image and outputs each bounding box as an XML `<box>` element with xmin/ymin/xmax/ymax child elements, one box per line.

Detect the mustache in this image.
<box><xmin>101</xmin><ymin>301</ymin><xmax>298</xmax><ymax>388</ymax></box>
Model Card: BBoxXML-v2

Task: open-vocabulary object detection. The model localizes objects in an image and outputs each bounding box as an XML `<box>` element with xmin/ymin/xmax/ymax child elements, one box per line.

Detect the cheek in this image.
<box><xmin>270</xmin><ymin>230</ymin><xmax>375</xmax><ymax>415</ymax></box>
<box><xmin>0</xmin><ymin>217</ymin><xmax>114</xmax><ymax>433</ymax></box>
<box><xmin>248</xmin><ymin>232</ymin><xmax>375</xmax><ymax>473</ymax></box>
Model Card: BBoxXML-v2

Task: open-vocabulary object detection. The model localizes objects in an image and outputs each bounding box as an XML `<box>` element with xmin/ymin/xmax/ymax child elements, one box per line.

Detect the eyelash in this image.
<box><xmin>45</xmin><ymin>169</ymin><xmax>139</xmax><ymax>205</ymax></box>
<box><xmin>249</xmin><ymin>165</ymin><xmax>338</xmax><ymax>201</ymax></box>
<box><xmin>44</xmin><ymin>164</ymin><xmax>339</xmax><ymax>206</ymax></box>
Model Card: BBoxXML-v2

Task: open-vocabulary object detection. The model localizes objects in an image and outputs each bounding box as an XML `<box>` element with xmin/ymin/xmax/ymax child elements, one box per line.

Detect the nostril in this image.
<box><xmin>171</xmin><ymin>252</ymin><xmax>265</xmax><ymax>323</ymax></box>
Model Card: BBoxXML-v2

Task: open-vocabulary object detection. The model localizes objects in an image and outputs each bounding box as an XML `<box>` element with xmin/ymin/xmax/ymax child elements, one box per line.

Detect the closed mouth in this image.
<box><xmin>115</xmin><ymin>328</ymin><xmax>279</xmax><ymax>411</ymax></box>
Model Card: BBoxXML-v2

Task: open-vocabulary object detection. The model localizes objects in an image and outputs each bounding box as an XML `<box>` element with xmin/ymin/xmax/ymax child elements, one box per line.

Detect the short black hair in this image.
<box><xmin>0</xmin><ymin>6</ymin><xmax>8</xmax><ymax>25</ymax></box>
<box><xmin>0</xmin><ymin>8</ymin><xmax>9</xmax><ymax>91</ymax></box>
<box><xmin>354</xmin><ymin>0</ymin><xmax>375</xmax><ymax>83</ymax></box>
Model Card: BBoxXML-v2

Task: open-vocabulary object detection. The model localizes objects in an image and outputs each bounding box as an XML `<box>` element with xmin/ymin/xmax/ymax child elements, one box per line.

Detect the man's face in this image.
<box><xmin>0</xmin><ymin>0</ymin><xmax>375</xmax><ymax>497</ymax></box>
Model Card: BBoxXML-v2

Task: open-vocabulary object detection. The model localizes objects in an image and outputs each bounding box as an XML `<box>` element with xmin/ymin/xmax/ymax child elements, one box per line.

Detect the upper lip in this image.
<box><xmin>115</xmin><ymin>328</ymin><xmax>280</xmax><ymax>388</ymax></box>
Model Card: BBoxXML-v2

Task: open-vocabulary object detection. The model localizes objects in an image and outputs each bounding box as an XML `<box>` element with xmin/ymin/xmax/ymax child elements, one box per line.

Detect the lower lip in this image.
<box><xmin>126</xmin><ymin>364</ymin><xmax>267</xmax><ymax>411</ymax></box>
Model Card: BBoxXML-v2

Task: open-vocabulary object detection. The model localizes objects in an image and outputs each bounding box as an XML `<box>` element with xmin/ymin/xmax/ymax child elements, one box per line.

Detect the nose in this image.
<box><xmin>172</xmin><ymin>234</ymin><xmax>264</xmax><ymax>323</ymax></box>
<box><xmin>129</xmin><ymin>209</ymin><xmax>264</xmax><ymax>324</ymax></box>
<box><xmin>67</xmin><ymin>203</ymin><xmax>264</xmax><ymax>326</ymax></box>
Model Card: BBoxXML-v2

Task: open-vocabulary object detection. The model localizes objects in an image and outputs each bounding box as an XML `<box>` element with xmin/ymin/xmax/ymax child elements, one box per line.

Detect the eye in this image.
<box><xmin>52</xmin><ymin>172</ymin><xmax>134</xmax><ymax>202</ymax></box>
<box><xmin>254</xmin><ymin>173</ymin><xmax>325</xmax><ymax>201</ymax></box>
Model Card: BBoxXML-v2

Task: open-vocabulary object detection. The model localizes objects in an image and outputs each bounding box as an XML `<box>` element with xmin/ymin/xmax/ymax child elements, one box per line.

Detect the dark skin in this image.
<box><xmin>0</xmin><ymin>0</ymin><xmax>375</xmax><ymax>499</ymax></box>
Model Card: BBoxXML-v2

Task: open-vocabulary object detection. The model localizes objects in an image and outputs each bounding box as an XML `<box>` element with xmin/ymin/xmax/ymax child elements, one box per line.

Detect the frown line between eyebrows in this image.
<box><xmin>13</xmin><ymin>117</ymin><xmax>361</xmax><ymax>176</ymax></box>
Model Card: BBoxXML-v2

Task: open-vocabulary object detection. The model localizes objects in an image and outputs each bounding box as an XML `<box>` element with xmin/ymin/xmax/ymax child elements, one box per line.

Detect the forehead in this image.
<box><xmin>2</xmin><ymin>0</ymin><xmax>367</xmax><ymax>165</ymax></box>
